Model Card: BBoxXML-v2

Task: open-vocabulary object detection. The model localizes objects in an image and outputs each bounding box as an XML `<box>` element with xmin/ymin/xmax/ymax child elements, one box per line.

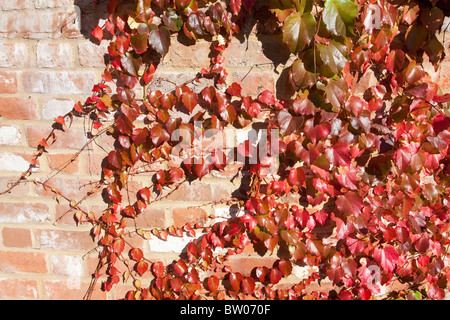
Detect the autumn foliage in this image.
<box><xmin>8</xmin><ymin>0</ymin><xmax>450</xmax><ymax>300</ymax></box>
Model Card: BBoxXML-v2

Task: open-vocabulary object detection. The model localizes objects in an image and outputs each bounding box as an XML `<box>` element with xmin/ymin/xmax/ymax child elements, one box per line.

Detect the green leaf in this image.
<box><xmin>317</xmin><ymin>40</ymin><xmax>348</xmax><ymax>75</ymax></box>
<box><xmin>323</xmin><ymin>0</ymin><xmax>358</xmax><ymax>37</ymax></box>
<box><xmin>282</xmin><ymin>12</ymin><xmax>316</xmax><ymax>54</ymax></box>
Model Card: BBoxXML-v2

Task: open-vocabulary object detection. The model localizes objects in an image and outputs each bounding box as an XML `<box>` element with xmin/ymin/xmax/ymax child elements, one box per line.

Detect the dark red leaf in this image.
<box><xmin>131</xmin><ymin>33</ymin><xmax>148</xmax><ymax>54</ymax></box>
<box><xmin>229</xmin><ymin>272</ymin><xmax>243</xmax><ymax>292</ymax></box>
<box><xmin>148</xmin><ymin>26</ymin><xmax>171</xmax><ymax>57</ymax></box>
<box><xmin>373</xmin><ymin>245</ymin><xmax>399</xmax><ymax>273</ymax></box>
<box><xmin>151</xmin><ymin>124</ymin><xmax>170</xmax><ymax>146</ymax></box>
<box><xmin>255</xmin><ymin>266</ymin><xmax>269</xmax><ymax>283</ymax></box>
<box><xmin>288</xmin><ymin>167</ymin><xmax>305</xmax><ymax>187</ymax></box>
<box><xmin>170</xmin><ymin>278</ymin><xmax>183</xmax><ymax>293</ymax></box>
<box><xmin>182</xmin><ymin>91</ymin><xmax>198</xmax><ymax>113</ymax></box>
<box><xmin>227</xmin><ymin>82</ymin><xmax>242</xmax><ymax>97</ymax></box>
<box><xmin>208</xmin><ymin>275</ymin><xmax>220</xmax><ymax>293</ymax></box>
<box><xmin>277</xmin><ymin>260</ymin><xmax>292</xmax><ymax>277</ymax></box>
<box><xmin>230</xmin><ymin>0</ymin><xmax>242</xmax><ymax>15</ymax></box>
<box><xmin>241</xmin><ymin>277</ymin><xmax>255</xmax><ymax>295</ymax></box>
<box><xmin>386</xmin><ymin>49</ymin><xmax>405</xmax><ymax>73</ymax></box>
<box><xmin>269</xmin><ymin>268</ymin><xmax>282</xmax><ymax>285</ymax></box>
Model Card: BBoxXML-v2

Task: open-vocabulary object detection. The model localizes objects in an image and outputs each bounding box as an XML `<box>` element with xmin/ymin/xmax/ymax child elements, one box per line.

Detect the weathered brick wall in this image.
<box><xmin>0</xmin><ymin>1</ymin><xmax>448</xmax><ymax>300</ymax></box>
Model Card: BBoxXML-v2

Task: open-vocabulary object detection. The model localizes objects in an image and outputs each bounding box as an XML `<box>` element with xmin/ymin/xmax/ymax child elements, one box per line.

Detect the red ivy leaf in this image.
<box><xmin>182</xmin><ymin>90</ymin><xmax>198</xmax><ymax>113</ymax></box>
<box><xmin>92</xmin><ymin>25</ymin><xmax>103</xmax><ymax>42</ymax></box>
<box><xmin>258</xmin><ymin>90</ymin><xmax>276</xmax><ymax>105</ymax></box>
<box><xmin>130</xmin><ymin>248</ymin><xmax>143</xmax><ymax>262</ymax></box>
<box><xmin>229</xmin><ymin>272</ymin><xmax>243</xmax><ymax>292</ymax></box>
<box><xmin>269</xmin><ymin>268</ymin><xmax>282</xmax><ymax>285</ymax></box>
<box><xmin>241</xmin><ymin>277</ymin><xmax>255</xmax><ymax>295</ymax></box>
<box><xmin>255</xmin><ymin>266</ymin><xmax>270</xmax><ymax>283</ymax></box>
<box><xmin>152</xmin><ymin>261</ymin><xmax>165</xmax><ymax>278</ymax></box>
<box><xmin>194</xmin><ymin>157</ymin><xmax>213</xmax><ymax>180</ymax></box>
<box><xmin>394</xmin><ymin>146</ymin><xmax>412</xmax><ymax>171</ymax></box>
<box><xmin>230</xmin><ymin>0</ymin><xmax>242</xmax><ymax>15</ymax></box>
<box><xmin>325</xmin><ymin>142</ymin><xmax>351</xmax><ymax>167</ymax></box>
<box><xmin>314</xmin><ymin>209</ymin><xmax>328</xmax><ymax>226</ymax></box>
<box><xmin>336</xmin><ymin>191</ymin><xmax>364</xmax><ymax>217</ymax></box>
<box><xmin>386</xmin><ymin>49</ymin><xmax>405</xmax><ymax>73</ymax></box>
<box><xmin>113</xmin><ymin>238</ymin><xmax>125</xmax><ymax>253</ymax></box>
<box><xmin>373</xmin><ymin>245</ymin><xmax>399</xmax><ymax>273</ymax></box>
<box><xmin>227</xmin><ymin>82</ymin><xmax>242</xmax><ymax>97</ymax></box>
<box><xmin>135</xmin><ymin>261</ymin><xmax>148</xmax><ymax>276</ymax></box>
<box><xmin>170</xmin><ymin>278</ymin><xmax>183</xmax><ymax>293</ymax></box>
<box><xmin>277</xmin><ymin>260</ymin><xmax>292</xmax><ymax>277</ymax></box>
<box><xmin>288</xmin><ymin>167</ymin><xmax>305</xmax><ymax>187</ymax></box>
<box><xmin>174</xmin><ymin>259</ymin><xmax>188</xmax><ymax>276</ymax></box>
<box><xmin>207</xmin><ymin>275</ymin><xmax>220</xmax><ymax>293</ymax></box>
<box><xmin>54</xmin><ymin>116</ymin><xmax>66</xmax><ymax>126</ymax></box>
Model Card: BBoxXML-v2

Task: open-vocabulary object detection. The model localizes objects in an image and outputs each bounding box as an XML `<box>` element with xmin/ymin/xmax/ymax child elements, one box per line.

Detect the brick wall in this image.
<box><xmin>0</xmin><ymin>1</ymin><xmax>449</xmax><ymax>299</ymax></box>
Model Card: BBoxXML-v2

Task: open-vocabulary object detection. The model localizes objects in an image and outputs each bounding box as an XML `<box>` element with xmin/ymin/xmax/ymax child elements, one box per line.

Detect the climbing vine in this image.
<box><xmin>4</xmin><ymin>0</ymin><xmax>450</xmax><ymax>300</ymax></box>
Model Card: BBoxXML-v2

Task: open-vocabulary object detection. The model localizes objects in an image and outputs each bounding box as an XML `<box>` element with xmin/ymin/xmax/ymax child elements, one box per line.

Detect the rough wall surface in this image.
<box><xmin>0</xmin><ymin>0</ymin><xmax>448</xmax><ymax>299</ymax></box>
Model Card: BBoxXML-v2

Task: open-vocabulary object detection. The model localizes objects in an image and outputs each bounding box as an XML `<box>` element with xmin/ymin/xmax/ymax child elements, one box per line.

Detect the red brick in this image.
<box><xmin>78</xmin><ymin>41</ymin><xmax>109</xmax><ymax>68</ymax></box>
<box><xmin>41</xmin><ymin>98</ymin><xmax>75</xmax><ymax>120</ymax></box>
<box><xmin>227</xmin><ymin>254</ymin><xmax>278</xmax><ymax>276</ymax></box>
<box><xmin>36</xmin><ymin>42</ymin><xmax>72</xmax><ymax>68</ymax></box>
<box><xmin>27</xmin><ymin>126</ymin><xmax>88</xmax><ymax>150</ymax></box>
<box><xmin>172</xmin><ymin>207</ymin><xmax>207</xmax><ymax>227</ymax></box>
<box><xmin>0</xmin><ymin>97</ymin><xmax>39</xmax><ymax>120</ymax></box>
<box><xmin>22</xmin><ymin>71</ymin><xmax>96</xmax><ymax>94</ymax></box>
<box><xmin>211</xmin><ymin>162</ymin><xmax>244</xmax><ymax>179</ymax></box>
<box><xmin>2</xmin><ymin>228</ymin><xmax>32</xmax><ymax>248</ymax></box>
<box><xmin>0</xmin><ymin>71</ymin><xmax>18</xmax><ymax>93</ymax></box>
<box><xmin>43</xmin><ymin>279</ymin><xmax>106</xmax><ymax>300</ymax></box>
<box><xmin>0</xmin><ymin>42</ymin><xmax>29</xmax><ymax>67</ymax></box>
<box><xmin>0</xmin><ymin>151</ymin><xmax>38</xmax><ymax>172</ymax></box>
<box><xmin>0</xmin><ymin>202</ymin><xmax>50</xmax><ymax>224</ymax></box>
<box><xmin>0</xmin><ymin>251</ymin><xmax>47</xmax><ymax>273</ymax></box>
<box><xmin>34</xmin><ymin>0</ymin><xmax>73</xmax><ymax>9</ymax></box>
<box><xmin>0</xmin><ymin>10</ymin><xmax>80</xmax><ymax>39</ymax></box>
<box><xmin>55</xmin><ymin>204</ymin><xmax>87</xmax><ymax>225</ymax></box>
<box><xmin>47</xmin><ymin>153</ymin><xmax>80</xmax><ymax>174</ymax></box>
<box><xmin>36</xmin><ymin>229</ymin><xmax>94</xmax><ymax>252</ymax></box>
<box><xmin>84</xmin><ymin>152</ymin><xmax>107</xmax><ymax>176</ymax></box>
<box><xmin>0</xmin><ymin>278</ymin><xmax>38</xmax><ymax>299</ymax></box>
<box><xmin>222</xmin><ymin>39</ymin><xmax>274</xmax><ymax>68</ymax></box>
